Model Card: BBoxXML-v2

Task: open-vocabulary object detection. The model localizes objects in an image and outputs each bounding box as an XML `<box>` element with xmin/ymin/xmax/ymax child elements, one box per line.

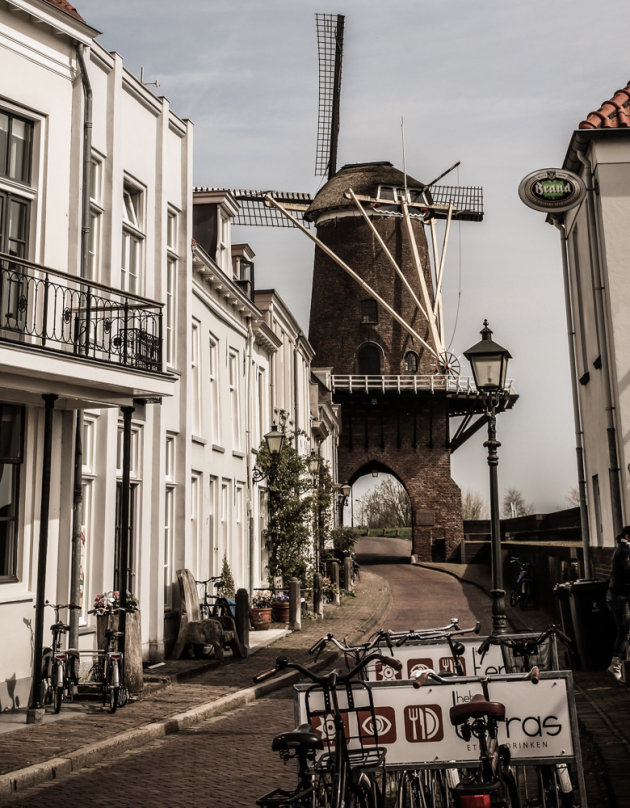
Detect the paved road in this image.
<box><xmin>2</xmin><ymin>538</ymin><xmax>500</xmax><ymax>808</ymax></box>
<box><xmin>358</xmin><ymin>536</ymin><xmax>493</xmax><ymax>631</ymax></box>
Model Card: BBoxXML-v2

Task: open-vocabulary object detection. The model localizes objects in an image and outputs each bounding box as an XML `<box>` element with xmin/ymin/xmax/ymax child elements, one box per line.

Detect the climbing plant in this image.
<box><xmin>257</xmin><ymin>431</ymin><xmax>314</xmax><ymax>585</ymax></box>
<box><xmin>313</xmin><ymin>459</ymin><xmax>334</xmax><ymax>570</ymax></box>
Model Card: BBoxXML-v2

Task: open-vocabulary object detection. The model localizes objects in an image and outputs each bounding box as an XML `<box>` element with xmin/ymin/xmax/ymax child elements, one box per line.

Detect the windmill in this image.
<box><xmin>195</xmin><ymin>14</ymin><xmax>515</xmax><ymax>561</ymax></box>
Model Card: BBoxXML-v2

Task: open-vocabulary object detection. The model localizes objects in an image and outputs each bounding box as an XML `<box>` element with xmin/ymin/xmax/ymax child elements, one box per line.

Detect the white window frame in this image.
<box><xmin>121</xmin><ymin>181</ymin><xmax>145</xmax><ymax>295</ymax></box>
<box><xmin>191</xmin><ymin>320</ymin><xmax>201</xmax><ymax>435</ymax></box>
<box><xmin>209</xmin><ymin>334</ymin><xmax>220</xmax><ymax>445</ymax></box>
<box><xmin>229</xmin><ymin>348</ymin><xmax>240</xmax><ymax>451</ymax></box>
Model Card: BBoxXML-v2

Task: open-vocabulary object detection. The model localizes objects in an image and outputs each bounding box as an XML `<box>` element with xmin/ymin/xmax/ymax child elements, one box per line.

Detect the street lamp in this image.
<box><xmin>337</xmin><ymin>483</ymin><xmax>351</xmax><ymax>525</ymax></box>
<box><xmin>464</xmin><ymin>320</ymin><xmax>512</xmax><ymax>635</ymax></box>
<box><xmin>252</xmin><ymin>423</ymin><xmax>285</xmax><ymax>482</ymax></box>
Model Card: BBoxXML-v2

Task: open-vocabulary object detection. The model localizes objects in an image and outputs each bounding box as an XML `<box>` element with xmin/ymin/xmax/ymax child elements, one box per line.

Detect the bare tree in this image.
<box><xmin>502</xmin><ymin>487</ymin><xmax>534</xmax><ymax>518</ymax></box>
<box><xmin>565</xmin><ymin>486</ymin><xmax>580</xmax><ymax>508</ymax></box>
<box><xmin>361</xmin><ymin>477</ymin><xmax>411</xmax><ymax>528</ymax></box>
<box><xmin>462</xmin><ymin>489</ymin><xmax>488</xmax><ymax>520</ymax></box>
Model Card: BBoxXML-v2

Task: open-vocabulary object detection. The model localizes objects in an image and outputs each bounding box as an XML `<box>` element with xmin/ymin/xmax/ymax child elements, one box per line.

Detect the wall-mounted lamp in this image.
<box><xmin>252</xmin><ymin>423</ymin><xmax>285</xmax><ymax>482</ymax></box>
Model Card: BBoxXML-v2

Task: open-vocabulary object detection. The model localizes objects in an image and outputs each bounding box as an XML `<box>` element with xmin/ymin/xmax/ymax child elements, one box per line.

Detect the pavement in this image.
<box><xmin>0</xmin><ymin>559</ymin><xmax>628</xmax><ymax>807</ymax></box>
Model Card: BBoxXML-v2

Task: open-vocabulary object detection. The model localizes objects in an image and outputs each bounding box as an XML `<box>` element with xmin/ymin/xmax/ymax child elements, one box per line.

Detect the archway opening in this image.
<box><xmin>344</xmin><ymin>463</ymin><xmax>411</xmax><ymax>539</ymax></box>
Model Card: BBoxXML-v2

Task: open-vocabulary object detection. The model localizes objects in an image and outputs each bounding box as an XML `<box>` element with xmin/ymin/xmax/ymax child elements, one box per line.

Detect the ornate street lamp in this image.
<box><xmin>253</xmin><ymin>423</ymin><xmax>285</xmax><ymax>482</ymax></box>
<box><xmin>464</xmin><ymin>320</ymin><xmax>512</xmax><ymax>635</ymax></box>
<box><xmin>337</xmin><ymin>483</ymin><xmax>351</xmax><ymax>525</ymax></box>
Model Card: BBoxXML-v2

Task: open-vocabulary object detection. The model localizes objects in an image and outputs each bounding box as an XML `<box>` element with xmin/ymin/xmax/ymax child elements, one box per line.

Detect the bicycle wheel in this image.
<box><xmin>52</xmin><ymin>662</ymin><xmax>63</xmax><ymax>713</ymax></box>
<box><xmin>311</xmin><ymin>771</ymin><xmax>331</xmax><ymax>807</ymax></box>
<box><xmin>510</xmin><ymin>589</ymin><xmax>519</xmax><ymax>608</ymax></box>
<box><xmin>501</xmin><ymin>768</ymin><xmax>521</xmax><ymax>808</ymax></box>
<box><xmin>348</xmin><ymin>772</ymin><xmax>379</xmax><ymax>808</ymax></box>
<box><xmin>538</xmin><ymin>765</ymin><xmax>575</xmax><ymax>808</ymax></box>
<box><xmin>396</xmin><ymin>770</ymin><xmax>426</xmax><ymax>808</ymax></box>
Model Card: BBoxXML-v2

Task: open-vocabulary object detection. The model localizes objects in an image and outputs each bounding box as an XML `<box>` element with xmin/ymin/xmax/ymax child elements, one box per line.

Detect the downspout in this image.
<box><xmin>246</xmin><ymin>317</ymin><xmax>255</xmax><ymax>593</ymax></box>
<box><xmin>69</xmin><ymin>45</ymin><xmax>92</xmax><ymax>648</ymax></box>
<box><xmin>550</xmin><ymin>214</ymin><xmax>592</xmax><ymax>578</ymax></box>
<box><xmin>576</xmin><ymin>149</ymin><xmax>624</xmax><ymax>539</ymax></box>
<box><xmin>293</xmin><ymin>335</ymin><xmax>300</xmax><ymax>450</ymax></box>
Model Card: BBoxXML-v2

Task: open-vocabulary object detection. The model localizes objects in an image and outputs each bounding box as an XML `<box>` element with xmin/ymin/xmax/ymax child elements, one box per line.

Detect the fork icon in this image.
<box><xmin>408</xmin><ymin>707</ymin><xmax>424</xmax><ymax>740</ymax></box>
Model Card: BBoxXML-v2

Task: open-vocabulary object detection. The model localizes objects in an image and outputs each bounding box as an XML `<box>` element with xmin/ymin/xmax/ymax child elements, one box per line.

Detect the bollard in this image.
<box><xmin>343</xmin><ymin>556</ymin><xmax>354</xmax><ymax>592</ymax></box>
<box><xmin>330</xmin><ymin>560</ymin><xmax>341</xmax><ymax>606</ymax></box>
<box><xmin>313</xmin><ymin>571</ymin><xmax>324</xmax><ymax>618</ymax></box>
<box><xmin>289</xmin><ymin>577</ymin><xmax>301</xmax><ymax>631</ymax></box>
<box><xmin>235</xmin><ymin>588</ymin><xmax>250</xmax><ymax>656</ymax></box>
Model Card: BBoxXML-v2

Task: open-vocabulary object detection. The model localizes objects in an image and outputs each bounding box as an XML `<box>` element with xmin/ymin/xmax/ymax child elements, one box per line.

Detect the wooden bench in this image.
<box><xmin>170</xmin><ymin>568</ymin><xmax>246</xmax><ymax>660</ymax></box>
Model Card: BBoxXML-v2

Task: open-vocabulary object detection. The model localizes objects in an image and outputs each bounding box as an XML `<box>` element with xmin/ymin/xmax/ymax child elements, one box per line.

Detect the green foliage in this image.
<box><xmin>330</xmin><ymin>526</ymin><xmax>357</xmax><ymax>554</ymax></box>
<box><xmin>313</xmin><ymin>460</ymin><xmax>334</xmax><ymax>566</ymax></box>
<box><xmin>220</xmin><ymin>554</ymin><xmax>235</xmax><ymax>598</ymax></box>
<box><xmin>258</xmin><ymin>432</ymin><xmax>314</xmax><ymax>585</ymax></box>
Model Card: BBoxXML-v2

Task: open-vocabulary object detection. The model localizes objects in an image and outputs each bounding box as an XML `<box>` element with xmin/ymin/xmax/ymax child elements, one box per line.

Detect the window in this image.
<box><xmin>360</xmin><ymin>298</ymin><xmax>378</xmax><ymax>325</ymax></box>
<box><xmin>121</xmin><ymin>183</ymin><xmax>144</xmax><ymax>294</ymax></box>
<box><xmin>357</xmin><ymin>343</ymin><xmax>381</xmax><ymax>375</ymax></box>
<box><xmin>220</xmin><ymin>480</ymin><xmax>230</xmax><ymax>564</ymax></box>
<box><xmin>0</xmin><ymin>404</ymin><xmax>24</xmax><ymax>581</ymax></box>
<box><xmin>218</xmin><ymin>211</ymin><xmax>229</xmax><ymax>272</ymax></box>
<box><xmin>0</xmin><ymin>111</ymin><xmax>33</xmax><ymax>185</ymax></box>
<box><xmin>166</xmin><ymin>210</ymin><xmax>178</xmax><ymax>367</ymax></box>
<box><xmin>115</xmin><ymin>421</ymin><xmax>142</xmax><ymax>592</ymax></box>
<box><xmin>163</xmin><ymin>485</ymin><xmax>174</xmax><ymax>609</ymax></box>
<box><xmin>87</xmin><ymin>157</ymin><xmax>104</xmax><ymax>280</ymax></box>
<box><xmin>403</xmin><ymin>351</ymin><xmax>419</xmax><ymax>373</ymax></box>
<box><xmin>229</xmin><ymin>349</ymin><xmax>240</xmax><ymax>450</ymax></box>
<box><xmin>209</xmin><ymin>475</ymin><xmax>218</xmax><ymax>575</ymax></box>
<box><xmin>191</xmin><ymin>321</ymin><xmax>201</xmax><ymax>435</ymax></box>
<box><xmin>191</xmin><ymin>472</ymin><xmax>202</xmax><ymax>575</ymax></box>
<box><xmin>209</xmin><ymin>335</ymin><xmax>220</xmax><ymax>444</ymax></box>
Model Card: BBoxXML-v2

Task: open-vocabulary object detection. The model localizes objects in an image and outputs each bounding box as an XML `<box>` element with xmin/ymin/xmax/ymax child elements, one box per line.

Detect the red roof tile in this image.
<box><xmin>44</xmin><ymin>0</ymin><xmax>85</xmax><ymax>23</ymax></box>
<box><xmin>579</xmin><ymin>82</ymin><xmax>630</xmax><ymax>129</ymax></box>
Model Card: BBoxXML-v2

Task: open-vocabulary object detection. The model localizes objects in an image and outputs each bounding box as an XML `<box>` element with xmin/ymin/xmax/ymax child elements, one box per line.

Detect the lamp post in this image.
<box><xmin>464</xmin><ymin>320</ymin><xmax>512</xmax><ymax>635</ymax></box>
<box><xmin>308</xmin><ymin>451</ymin><xmax>321</xmax><ymax>573</ymax></box>
<box><xmin>252</xmin><ymin>423</ymin><xmax>285</xmax><ymax>482</ymax></box>
<box><xmin>337</xmin><ymin>483</ymin><xmax>351</xmax><ymax>526</ymax></box>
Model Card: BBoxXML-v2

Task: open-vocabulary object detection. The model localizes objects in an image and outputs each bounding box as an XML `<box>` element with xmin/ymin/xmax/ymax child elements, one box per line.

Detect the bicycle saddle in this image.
<box><xmin>271</xmin><ymin>723</ymin><xmax>324</xmax><ymax>752</ymax></box>
<box><xmin>449</xmin><ymin>693</ymin><xmax>506</xmax><ymax>725</ymax></box>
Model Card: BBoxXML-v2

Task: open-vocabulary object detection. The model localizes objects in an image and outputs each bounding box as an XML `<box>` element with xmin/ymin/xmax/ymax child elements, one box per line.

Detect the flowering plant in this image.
<box><xmin>93</xmin><ymin>590</ymin><xmax>139</xmax><ymax>614</ymax></box>
<box><xmin>251</xmin><ymin>590</ymin><xmax>274</xmax><ymax>608</ymax></box>
<box><xmin>272</xmin><ymin>592</ymin><xmax>290</xmax><ymax>602</ymax></box>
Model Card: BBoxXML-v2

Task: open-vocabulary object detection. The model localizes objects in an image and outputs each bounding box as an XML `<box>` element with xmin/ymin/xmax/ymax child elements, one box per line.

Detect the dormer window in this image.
<box><xmin>360</xmin><ymin>298</ymin><xmax>378</xmax><ymax>325</ymax></box>
<box><xmin>376</xmin><ymin>185</ymin><xmax>426</xmax><ymax>205</ymax></box>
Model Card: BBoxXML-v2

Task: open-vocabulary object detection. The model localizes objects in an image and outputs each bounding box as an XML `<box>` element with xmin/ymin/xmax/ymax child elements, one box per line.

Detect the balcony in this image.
<box><xmin>0</xmin><ymin>253</ymin><xmax>163</xmax><ymax>373</ymax></box>
<box><xmin>331</xmin><ymin>374</ymin><xmax>515</xmax><ymax>395</ymax></box>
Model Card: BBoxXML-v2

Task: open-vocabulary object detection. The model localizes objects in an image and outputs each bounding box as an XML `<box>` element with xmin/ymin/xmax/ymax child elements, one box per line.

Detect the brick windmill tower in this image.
<box><xmin>210</xmin><ymin>14</ymin><xmax>505</xmax><ymax>561</ymax></box>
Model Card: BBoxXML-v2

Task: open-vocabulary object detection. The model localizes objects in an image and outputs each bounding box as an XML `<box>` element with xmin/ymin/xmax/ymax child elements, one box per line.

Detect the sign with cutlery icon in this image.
<box><xmin>296</xmin><ymin>670</ymin><xmax>577</xmax><ymax>766</ymax></box>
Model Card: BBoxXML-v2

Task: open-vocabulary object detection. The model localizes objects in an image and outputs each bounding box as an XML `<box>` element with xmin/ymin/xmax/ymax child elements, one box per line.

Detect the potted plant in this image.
<box><xmin>250</xmin><ymin>590</ymin><xmax>273</xmax><ymax>630</ymax></box>
<box><xmin>92</xmin><ymin>590</ymin><xmax>142</xmax><ymax>693</ymax></box>
<box><xmin>271</xmin><ymin>592</ymin><xmax>290</xmax><ymax>624</ymax></box>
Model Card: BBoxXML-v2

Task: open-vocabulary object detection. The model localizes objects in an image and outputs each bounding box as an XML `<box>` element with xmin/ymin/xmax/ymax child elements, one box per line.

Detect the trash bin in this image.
<box><xmin>553</xmin><ymin>582</ymin><xmax>577</xmax><ymax>668</ymax></box>
<box><xmin>567</xmin><ymin>579</ymin><xmax>616</xmax><ymax>671</ymax></box>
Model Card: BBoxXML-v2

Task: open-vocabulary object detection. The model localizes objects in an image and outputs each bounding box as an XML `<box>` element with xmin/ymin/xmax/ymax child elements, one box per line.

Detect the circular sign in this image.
<box><xmin>518</xmin><ymin>168</ymin><xmax>586</xmax><ymax>213</ymax></box>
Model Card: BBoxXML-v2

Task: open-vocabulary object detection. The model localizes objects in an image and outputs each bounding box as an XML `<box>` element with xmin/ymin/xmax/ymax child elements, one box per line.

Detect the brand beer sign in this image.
<box><xmin>518</xmin><ymin>168</ymin><xmax>586</xmax><ymax>213</ymax></box>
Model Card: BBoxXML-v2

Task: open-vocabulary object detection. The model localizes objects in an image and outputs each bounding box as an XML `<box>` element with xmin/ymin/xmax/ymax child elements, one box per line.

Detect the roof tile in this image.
<box><xmin>44</xmin><ymin>0</ymin><xmax>85</xmax><ymax>23</ymax></box>
<box><xmin>579</xmin><ymin>82</ymin><xmax>630</xmax><ymax>129</ymax></box>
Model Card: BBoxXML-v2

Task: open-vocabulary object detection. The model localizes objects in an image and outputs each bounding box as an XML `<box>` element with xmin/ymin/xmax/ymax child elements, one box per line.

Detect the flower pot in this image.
<box><xmin>250</xmin><ymin>606</ymin><xmax>272</xmax><ymax>631</ymax></box>
<box><xmin>271</xmin><ymin>600</ymin><xmax>290</xmax><ymax>624</ymax></box>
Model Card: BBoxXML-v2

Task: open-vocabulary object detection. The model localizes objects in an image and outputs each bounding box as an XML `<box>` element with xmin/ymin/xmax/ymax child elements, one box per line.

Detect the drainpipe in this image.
<box><xmin>68</xmin><ymin>45</ymin><xmax>93</xmax><ymax>647</ymax></box>
<box><xmin>293</xmin><ymin>335</ymin><xmax>300</xmax><ymax>450</ymax></box>
<box><xmin>246</xmin><ymin>317</ymin><xmax>255</xmax><ymax>593</ymax></box>
<box><xmin>576</xmin><ymin>149</ymin><xmax>624</xmax><ymax>539</ymax></box>
<box><xmin>28</xmin><ymin>394</ymin><xmax>58</xmax><ymax>719</ymax></box>
<box><xmin>550</xmin><ymin>215</ymin><xmax>592</xmax><ymax>578</ymax></box>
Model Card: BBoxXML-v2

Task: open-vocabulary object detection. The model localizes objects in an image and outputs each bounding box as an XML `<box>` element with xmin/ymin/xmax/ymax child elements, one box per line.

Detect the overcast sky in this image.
<box><xmin>81</xmin><ymin>0</ymin><xmax>630</xmax><ymax>513</ymax></box>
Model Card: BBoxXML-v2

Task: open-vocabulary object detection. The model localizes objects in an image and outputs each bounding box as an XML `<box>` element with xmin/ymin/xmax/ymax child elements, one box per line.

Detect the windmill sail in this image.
<box><xmin>315</xmin><ymin>13</ymin><xmax>345</xmax><ymax>179</ymax></box>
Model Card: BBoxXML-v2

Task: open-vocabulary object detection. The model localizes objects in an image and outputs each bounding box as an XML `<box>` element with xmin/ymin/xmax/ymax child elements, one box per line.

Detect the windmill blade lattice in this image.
<box><xmin>315</xmin><ymin>13</ymin><xmax>345</xmax><ymax>179</ymax></box>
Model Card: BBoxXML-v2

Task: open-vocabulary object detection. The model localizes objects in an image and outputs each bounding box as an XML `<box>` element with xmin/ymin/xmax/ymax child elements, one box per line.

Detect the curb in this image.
<box><xmin>0</xmin><ymin>578</ymin><xmax>392</xmax><ymax>798</ymax></box>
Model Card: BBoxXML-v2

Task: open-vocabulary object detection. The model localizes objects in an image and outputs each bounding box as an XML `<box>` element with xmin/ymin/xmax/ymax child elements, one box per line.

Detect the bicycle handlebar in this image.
<box><xmin>477</xmin><ymin>624</ymin><xmax>573</xmax><ymax>659</ymax></box>
<box><xmin>253</xmin><ymin>652</ymin><xmax>402</xmax><ymax>686</ymax></box>
<box><xmin>42</xmin><ymin>601</ymin><xmax>81</xmax><ymax>611</ymax></box>
<box><xmin>411</xmin><ymin>665</ymin><xmax>541</xmax><ymax>689</ymax></box>
<box><xmin>395</xmin><ymin>620</ymin><xmax>480</xmax><ymax>647</ymax></box>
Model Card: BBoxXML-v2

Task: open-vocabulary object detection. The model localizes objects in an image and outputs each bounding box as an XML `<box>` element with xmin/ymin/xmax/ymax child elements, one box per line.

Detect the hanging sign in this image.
<box><xmin>518</xmin><ymin>168</ymin><xmax>586</xmax><ymax>213</ymax></box>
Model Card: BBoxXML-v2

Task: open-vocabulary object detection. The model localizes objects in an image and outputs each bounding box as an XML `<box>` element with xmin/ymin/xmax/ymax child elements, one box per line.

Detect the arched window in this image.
<box><xmin>357</xmin><ymin>344</ymin><xmax>381</xmax><ymax>375</ymax></box>
<box><xmin>360</xmin><ymin>298</ymin><xmax>378</xmax><ymax>324</ymax></box>
<box><xmin>403</xmin><ymin>351</ymin><xmax>418</xmax><ymax>373</ymax></box>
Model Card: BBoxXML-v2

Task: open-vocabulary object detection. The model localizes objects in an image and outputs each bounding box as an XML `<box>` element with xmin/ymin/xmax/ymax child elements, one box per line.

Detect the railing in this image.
<box><xmin>0</xmin><ymin>253</ymin><xmax>163</xmax><ymax>372</ymax></box>
<box><xmin>331</xmin><ymin>374</ymin><xmax>514</xmax><ymax>395</ymax></box>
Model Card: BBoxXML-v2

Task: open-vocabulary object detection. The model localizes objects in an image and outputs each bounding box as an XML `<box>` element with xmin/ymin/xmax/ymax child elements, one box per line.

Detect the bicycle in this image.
<box><xmin>508</xmin><ymin>558</ymin><xmax>534</xmax><ymax>610</ymax></box>
<box><xmin>87</xmin><ymin>606</ymin><xmax>128</xmax><ymax>713</ymax></box>
<box><xmin>196</xmin><ymin>575</ymin><xmax>246</xmax><ymax>658</ymax></box>
<box><xmin>477</xmin><ymin>626</ymin><xmax>577</xmax><ymax>807</ymax></box>
<box><xmin>412</xmin><ymin>666</ymin><xmax>542</xmax><ymax>808</ymax></box>
<box><xmin>254</xmin><ymin>651</ymin><xmax>402</xmax><ymax>808</ymax></box>
<box><xmin>40</xmin><ymin>601</ymin><xmax>80</xmax><ymax>713</ymax></box>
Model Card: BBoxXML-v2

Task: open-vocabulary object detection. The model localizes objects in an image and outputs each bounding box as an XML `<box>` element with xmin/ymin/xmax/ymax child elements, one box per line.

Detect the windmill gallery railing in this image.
<box><xmin>0</xmin><ymin>253</ymin><xmax>162</xmax><ymax>372</ymax></box>
<box><xmin>331</xmin><ymin>374</ymin><xmax>514</xmax><ymax>396</ymax></box>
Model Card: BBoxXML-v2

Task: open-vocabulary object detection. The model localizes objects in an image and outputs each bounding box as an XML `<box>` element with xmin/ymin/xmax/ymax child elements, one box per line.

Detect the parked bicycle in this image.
<box><xmin>40</xmin><ymin>601</ymin><xmax>80</xmax><ymax>713</ymax></box>
<box><xmin>412</xmin><ymin>666</ymin><xmax>542</xmax><ymax>808</ymax></box>
<box><xmin>196</xmin><ymin>575</ymin><xmax>246</xmax><ymax>658</ymax></box>
<box><xmin>87</xmin><ymin>606</ymin><xmax>127</xmax><ymax>713</ymax></box>
<box><xmin>508</xmin><ymin>558</ymin><xmax>534</xmax><ymax>610</ymax></box>
<box><xmin>254</xmin><ymin>651</ymin><xmax>402</xmax><ymax>808</ymax></box>
<box><xmin>478</xmin><ymin>626</ymin><xmax>577</xmax><ymax>807</ymax></box>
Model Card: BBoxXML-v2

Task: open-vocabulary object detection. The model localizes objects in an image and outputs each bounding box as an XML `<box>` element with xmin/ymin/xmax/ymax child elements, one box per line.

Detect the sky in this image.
<box><xmin>81</xmin><ymin>0</ymin><xmax>630</xmax><ymax>513</ymax></box>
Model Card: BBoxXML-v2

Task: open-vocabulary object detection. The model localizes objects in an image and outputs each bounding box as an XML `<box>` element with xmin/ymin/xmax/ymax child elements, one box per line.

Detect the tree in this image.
<box><xmin>462</xmin><ymin>489</ymin><xmax>488</xmax><ymax>520</ymax></box>
<box><xmin>502</xmin><ymin>487</ymin><xmax>533</xmax><ymax>518</ymax></box>
<box><xmin>360</xmin><ymin>477</ymin><xmax>411</xmax><ymax>529</ymax></box>
<box><xmin>257</xmin><ymin>432</ymin><xmax>314</xmax><ymax>586</ymax></box>
<box><xmin>565</xmin><ymin>486</ymin><xmax>580</xmax><ymax>508</ymax></box>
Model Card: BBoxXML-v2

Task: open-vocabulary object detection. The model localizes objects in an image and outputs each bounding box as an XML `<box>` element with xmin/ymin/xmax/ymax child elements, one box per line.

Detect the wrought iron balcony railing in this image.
<box><xmin>0</xmin><ymin>253</ymin><xmax>163</xmax><ymax>372</ymax></box>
